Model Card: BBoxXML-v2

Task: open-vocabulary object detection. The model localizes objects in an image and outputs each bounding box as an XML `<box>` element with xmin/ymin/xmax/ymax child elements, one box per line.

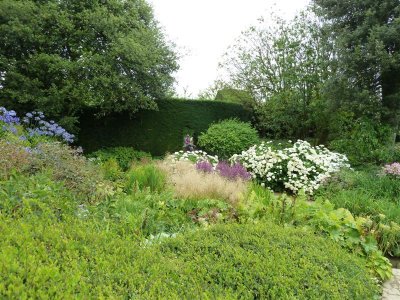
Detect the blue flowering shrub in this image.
<box><xmin>0</xmin><ymin>107</ymin><xmax>103</xmax><ymax>201</ymax></box>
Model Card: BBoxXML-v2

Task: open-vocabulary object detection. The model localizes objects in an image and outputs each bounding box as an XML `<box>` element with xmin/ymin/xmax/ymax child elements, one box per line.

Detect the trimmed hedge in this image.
<box><xmin>78</xmin><ymin>99</ymin><xmax>251</xmax><ymax>156</ymax></box>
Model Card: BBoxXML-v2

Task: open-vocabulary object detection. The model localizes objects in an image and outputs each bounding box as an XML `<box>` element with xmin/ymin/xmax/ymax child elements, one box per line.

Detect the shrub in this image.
<box><xmin>0</xmin><ymin>172</ymin><xmax>76</xmax><ymax>218</ymax></box>
<box><xmin>240</xmin><ymin>187</ymin><xmax>392</xmax><ymax>281</ymax></box>
<box><xmin>1</xmin><ymin>203</ymin><xmax>379</xmax><ymax>299</ymax></box>
<box><xmin>329</xmin><ymin>119</ymin><xmax>395</xmax><ymax>165</ymax></box>
<box><xmin>88</xmin><ymin>147</ymin><xmax>151</xmax><ymax>171</ymax></box>
<box><xmin>101</xmin><ymin>158</ymin><xmax>123</xmax><ymax>181</ymax></box>
<box><xmin>159</xmin><ymin>161</ymin><xmax>248</xmax><ymax>204</ymax></box>
<box><xmin>170</xmin><ymin>150</ymin><xmax>219</xmax><ymax>166</ymax></box>
<box><xmin>198</xmin><ymin>119</ymin><xmax>259</xmax><ymax>159</ymax></box>
<box><xmin>125</xmin><ymin>164</ymin><xmax>166</xmax><ymax>193</ymax></box>
<box><xmin>149</xmin><ymin>223</ymin><xmax>379</xmax><ymax>299</ymax></box>
<box><xmin>0</xmin><ymin>140</ymin><xmax>31</xmax><ymax>179</ymax></box>
<box><xmin>78</xmin><ymin>99</ymin><xmax>252</xmax><ymax>156</ymax></box>
<box><xmin>30</xmin><ymin>142</ymin><xmax>102</xmax><ymax>202</ymax></box>
<box><xmin>232</xmin><ymin>140</ymin><xmax>350</xmax><ymax>194</ymax></box>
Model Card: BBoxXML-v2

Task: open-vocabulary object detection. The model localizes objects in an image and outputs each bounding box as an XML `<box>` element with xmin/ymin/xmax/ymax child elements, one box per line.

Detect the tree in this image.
<box><xmin>0</xmin><ymin>0</ymin><xmax>178</xmax><ymax>130</ymax></box>
<box><xmin>220</xmin><ymin>12</ymin><xmax>333</xmax><ymax>140</ymax></box>
<box><xmin>313</xmin><ymin>0</ymin><xmax>400</xmax><ymax>142</ymax></box>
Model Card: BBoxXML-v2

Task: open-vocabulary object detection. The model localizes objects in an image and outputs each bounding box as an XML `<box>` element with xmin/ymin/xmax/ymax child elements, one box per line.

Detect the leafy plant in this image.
<box><xmin>125</xmin><ymin>164</ymin><xmax>166</xmax><ymax>193</ymax></box>
<box><xmin>198</xmin><ymin>119</ymin><xmax>259</xmax><ymax>159</ymax></box>
<box><xmin>242</xmin><ymin>188</ymin><xmax>392</xmax><ymax>281</ymax></box>
<box><xmin>88</xmin><ymin>147</ymin><xmax>151</xmax><ymax>171</ymax></box>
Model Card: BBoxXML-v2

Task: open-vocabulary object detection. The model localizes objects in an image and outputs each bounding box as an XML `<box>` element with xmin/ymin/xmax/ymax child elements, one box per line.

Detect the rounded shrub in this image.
<box><xmin>198</xmin><ymin>119</ymin><xmax>259</xmax><ymax>159</ymax></box>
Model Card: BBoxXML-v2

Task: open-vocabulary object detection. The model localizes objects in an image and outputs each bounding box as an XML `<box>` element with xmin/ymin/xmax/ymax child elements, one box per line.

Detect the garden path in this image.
<box><xmin>382</xmin><ymin>269</ymin><xmax>400</xmax><ymax>300</ymax></box>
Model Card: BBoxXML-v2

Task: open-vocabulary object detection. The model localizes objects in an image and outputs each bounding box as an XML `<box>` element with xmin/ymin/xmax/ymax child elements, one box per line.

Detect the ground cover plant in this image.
<box><xmin>317</xmin><ymin>168</ymin><xmax>400</xmax><ymax>257</ymax></box>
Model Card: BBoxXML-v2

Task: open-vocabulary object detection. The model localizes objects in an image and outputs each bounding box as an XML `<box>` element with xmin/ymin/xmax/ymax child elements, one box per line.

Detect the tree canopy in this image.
<box><xmin>313</xmin><ymin>0</ymin><xmax>400</xmax><ymax>141</ymax></box>
<box><xmin>0</xmin><ymin>0</ymin><xmax>178</xmax><ymax>129</ymax></box>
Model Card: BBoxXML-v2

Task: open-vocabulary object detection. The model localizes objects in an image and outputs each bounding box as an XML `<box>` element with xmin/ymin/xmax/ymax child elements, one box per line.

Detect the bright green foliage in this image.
<box><xmin>198</xmin><ymin>119</ymin><xmax>259</xmax><ymax>159</ymax></box>
<box><xmin>0</xmin><ymin>187</ymin><xmax>380</xmax><ymax>300</ymax></box>
<box><xmin>329</xmin><ymin>119</ymin><xmax>397</xmax><ymax>165</ymax></box>
<box><xmin>124</xmin><ymin>164</ymin><xmax>166</xmax><ymax>193</ymax></box>
<box><xmin>317</xmin><ymin>169</ymin><xmax>400</xmax><ymax>256</ymax></box>
<box><xmin>88</xmin><ymin>147</ymin><xmax>151</xmax><ymax>171</ymax></box>
<box><xmin>78</xmin><ymin>99</ymin><xmax>251</xmax><ymax>156</ymax></box>
<box><xmin>149</xmin><ymin>223</ymin><xmax>379</xmax><ymax>299</ymax></box>
<box><xmin>101</xmin><ymin>158</ymin><xmax>123</xmax><ymax>181</ymax></box>
<box><xmin>0</xmin><ymin>0</ymin><xmax>178</xmax><ymax>129</ymax></box>
<box><xmin>242</xmin><ymin>187</ymin><xmax>393</xmax><ymax>281</ymax></box>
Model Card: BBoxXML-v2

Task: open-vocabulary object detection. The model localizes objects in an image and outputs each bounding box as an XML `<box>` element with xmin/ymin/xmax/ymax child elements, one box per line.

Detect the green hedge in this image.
<box><xmin>78</xmin><ymin>99</ymin><xmax>252</xmax><ymax>156</ymax></box>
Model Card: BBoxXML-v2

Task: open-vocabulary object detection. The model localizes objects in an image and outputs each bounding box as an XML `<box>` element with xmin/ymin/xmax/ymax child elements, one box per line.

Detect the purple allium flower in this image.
<box><xmin>216</xmin><ymin>161</ymin><xmax>251</xmax><ymax>181</ymax></box>
<box><xmin>196</xmin><ymin>160</ymin><xmax>213</xmax><ymax>173</ymax></box>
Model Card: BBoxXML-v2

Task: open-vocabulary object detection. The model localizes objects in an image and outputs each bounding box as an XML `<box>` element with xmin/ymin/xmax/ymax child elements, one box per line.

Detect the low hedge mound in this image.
<box><xmin>146</xmin><ymin>223</ymin><xmax>379</xmax><ymax>299</ymax></box>
<box><xmin>0</xmin><ymin>207</ymin><xmax>379</xmax><ymax>299</ymax></box>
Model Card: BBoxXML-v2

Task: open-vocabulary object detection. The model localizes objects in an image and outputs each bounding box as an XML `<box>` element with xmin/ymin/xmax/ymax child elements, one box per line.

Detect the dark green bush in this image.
<box><xmin>78</xmin><ymin>99</ymin><xmax>252</xmax><ymax>156</ymax></box>
<box><xmin>88</xmin><ymin>147</ymin><xmax>151</xmax><ymax>171</ymax></box>
<box><xmin>198</xmin><ymin>119</ymin><xmax>259</xmax><ymax>159</ymax></box>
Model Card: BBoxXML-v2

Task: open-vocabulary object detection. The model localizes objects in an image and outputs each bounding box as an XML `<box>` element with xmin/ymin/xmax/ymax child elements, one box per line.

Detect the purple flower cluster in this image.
<box><xmin>196</xmin><ymin>160</ymin><xmax>214</xmax><ymax>173</ymax></box>
<box><xmin>23</xmin><ymin>111</ymin><xmax>75</xmax><ymax>143</ymax></box>
<box><xmin>383</xmin><ymin>162</ymin><xmax>400</xmax><ymax>177</ymax></box>
<box><xmin>216</xmin><ymin>161</ymin><xmax>251</xmax><ymax>181</ymax></box>
<box><xmin>0</xmin><ymin>107</ymin><xmax>20</xmax><ymax>124</ymax></box>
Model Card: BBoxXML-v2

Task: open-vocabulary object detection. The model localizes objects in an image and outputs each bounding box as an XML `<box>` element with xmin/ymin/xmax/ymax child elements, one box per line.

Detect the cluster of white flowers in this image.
<box><xmin>169</xmin><ymin>150</ymin><xmax>219</xmax><ymax>166</ymax></box>
<box><xmin>231</xmin><ymin>140</ymin><xmax>350</xmax><ymax>194</ymax></box>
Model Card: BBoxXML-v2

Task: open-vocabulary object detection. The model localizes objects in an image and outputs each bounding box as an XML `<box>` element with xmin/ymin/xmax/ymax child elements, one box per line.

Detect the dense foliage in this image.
<box><xmin>313</xmin><ymin>0</ymin><xmax>400</xmax><ymax>143</ymax></box>
<box><xmin>317</xmin><ymin>169</ymin><xmax>400</xmax><ymax>256</ymax></box>
<box><xmin>216</xmin><ymin>2</ymin><xmax>400</xmax><ymax>165</ymax></box>
<box><xmin>88</xmin><ymin>147</ymin><xmax>151</xmax><ymax>171</ymax></box>
<box><xmin>0</xmin><ymin>0</ymin><xmax>178</xmax><ymax>130</ymax></box>
<box><xmin>231</xmin><ymin>140</ymin><xmax>350</xmax><ymax>194</ymax></box>
<box><xmin>198</xmin><ymin>119</ymin><xmax>259</xmax><ymax>159</ymax></box>
<box><xmin>79</xmin><ymin>99</ymin><xmax>251</xmax><ymax>155</ymax></box>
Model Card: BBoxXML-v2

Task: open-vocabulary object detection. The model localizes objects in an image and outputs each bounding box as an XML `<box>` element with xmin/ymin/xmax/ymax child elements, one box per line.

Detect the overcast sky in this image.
<box><xmin>148</xmin><ymin>0</ymin><xmax>311</xmax><ymax>98</ymax></box>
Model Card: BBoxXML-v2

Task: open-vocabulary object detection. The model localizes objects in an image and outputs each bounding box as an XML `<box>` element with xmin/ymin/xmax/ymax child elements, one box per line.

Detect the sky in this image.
<box><xmin>148</xmin><ymin>0</ymin><xmax>311</xmax><ymax>98</ymax></box>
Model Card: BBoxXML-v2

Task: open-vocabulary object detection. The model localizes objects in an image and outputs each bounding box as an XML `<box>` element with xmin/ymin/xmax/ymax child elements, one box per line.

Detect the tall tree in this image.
<box><xmin>313</xmin><ymin>0</ymin><xmax>400</xmax><ymax>142</ymax></box>
<box><xmin>220</xmin><ymin>12</ymin><xmax>333</xmax><ymax>139</ymax></box>
<box><xmin>0</xmin><ymin>0</ymin><xmax>178</xmax><ymax>129</ymax></box>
